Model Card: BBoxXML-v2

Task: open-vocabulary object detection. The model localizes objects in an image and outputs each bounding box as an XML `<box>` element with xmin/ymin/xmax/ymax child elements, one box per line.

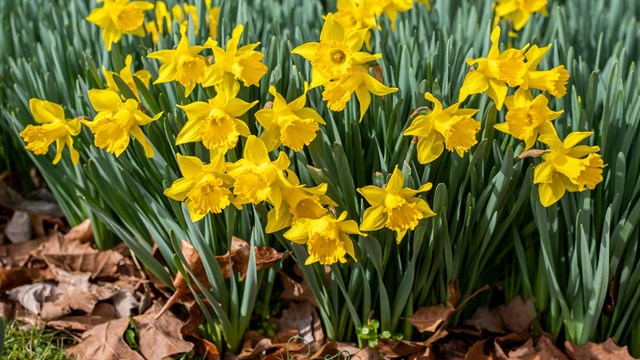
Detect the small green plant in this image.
<box><xmin>0</xmin><ymin>321</ymin><xmax>73</xmax><ymax>360</ymax></box>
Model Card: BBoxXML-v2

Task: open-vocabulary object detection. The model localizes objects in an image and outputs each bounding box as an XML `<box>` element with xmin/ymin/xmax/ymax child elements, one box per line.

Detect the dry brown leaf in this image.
<box><xmin>0</xmin><ymin>299</ymin><xmax>16</xmax><ymax>321</ymax></box>
<box><xmin>4</xmin><ymin>210</ymin><xmax>32</xmax><ymax>243</ymax></box>
<box><xmin>37</xmin><ymin>232</ymin><xmax>124</xmax><ymax>279</ymax></box>
<box><xmin>134</xmin><ymin>302</ymin><xmax>194</xmax><ymax>360</ymax></box>
<box><xmin>278</xmin><ymin>271</ymin><xmax>318</xmax><ymax>306</ymax></box>
<box><xmin>199</xmin><ymin>337</ymin><xmax>221</xmax><ymax>360</ymax></box>
<box><xmin>499</xmin><ymin>297</ymin><xmax>535</xmax><ymax>334</ymax></box>
<box><xmin>465</xmin><ymin>340</ymin><xmax>488</xmax><ymax>360</ymax></box>
<box><xmin>8</xmin><ymin>282</ymin><xmax>57</xmax><ymax>315</ymax></box>
<box><xmin>0</xmin><ymin>268</ymin><xmax>39</xmax><ymax>291</ymax></box>
<box><xmin>274</xmin><ymin>301</ymin><xmax>324</xmax><ymax>347</ymax></box>
<box><xmin>67</xmin><ymin>318</ymin><xmax>145</xmax><ymax>360</ymax></box>
<box><xmin>408</xmin><ymin>304</ymin><xmax>455</xmax><ymax>333</ymax></box>
<box><xmin>64</xmin><ymin>219</ymin><xmax>93</xmax><ymax>243</ymax></box>
<box><xmin>156</xmin><ymin>238</ymin><xmax>284</xmax><ymax>319</ymax></box>
<box><xmin>0</xmin><ymin>237</ymin><xmax>48</xmax><ymax>268</ymax></box>
<box><xmin>236</xmin><ymin>332</ymin><xmax>274</xmax><ymax>360</ymax></box>
<box><xmin>564</xmin><ymin>338</ymin><xmax>635</xmax><ymax>360</ymax></box>
<box><xmin>180</xmin><ymin>300</ymin><xmax>207</xmax><ymax>337</ymax></box>
<box><xmin>47</xmin><ymin>302</ymin><xmax>118</xmax><ymax>332</ymax></box>
<box><xmin>467</xmin><ymin>306</ymin><xmax>506</xmax><ymax>334</ymax></box>
<box><xmin>379</xmin><ymin>339</ymin><xmax>427</xmax><ymax>358</ymax></box>
<box><xmin>353</xmin><ymin>346</ymin><xmax>383</xmax><ymax>360</ymax></box>
<box><xmin>536</xmin><ymin>336</ymin><xmax>568</xmax><ymax>360</ymax></box>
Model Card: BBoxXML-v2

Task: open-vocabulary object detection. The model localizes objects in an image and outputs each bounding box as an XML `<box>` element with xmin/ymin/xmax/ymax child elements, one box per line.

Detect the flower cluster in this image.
<box><xmin>459</xmin><ymin>27</ymin><xmax>601</xmax><ymax>206</ymax></box>
<box><xmin>292</xmin><ymin>13</ymin><xmax>398</xmax><ymax>122</ymax></box>
<box><xmin>86</xmin><ymin>0</ymin><xmax>153</xmax><ymax>51</ymax></box>
<box><xmin>334</xmin><ymin>0</ymin><xmax>431</xmax><ymax>48</ymax></box>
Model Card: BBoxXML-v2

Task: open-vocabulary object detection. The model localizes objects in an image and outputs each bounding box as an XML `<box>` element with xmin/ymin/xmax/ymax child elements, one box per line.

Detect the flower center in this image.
<box><xmin>307</xmin><ymin>233</ymin><xmax>346</xmax><ymax>265</ymax></box>
<box><xmin>113</xmin><ymin>5</ymin><xmax>145</xmax><ymax>32</ymax></box>
<box><xmin>330</xmin><ymin>49</ymin><xmax>347</xmax><ymax>64</ymax></box>
<box><xmin>176</xmin><ymin>56</ymin><xmax>207</xmax><ymax>87</ymax></box>
<box><xmin>187</xmin><ymin>177</ymin><xmax>232</xmax><ymax>215</ymax></box>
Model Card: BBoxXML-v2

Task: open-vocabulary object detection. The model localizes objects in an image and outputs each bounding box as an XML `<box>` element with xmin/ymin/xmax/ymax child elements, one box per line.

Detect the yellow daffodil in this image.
<box><xmin>103</xmin><ymin>55</ymin><xmax>151</xmax><ymax>100</ymax></box>
<box><xmin>226</xmin><ymin>136</ymin><xmax>290</xmax><ymax>205</ymax></box>
<box><xmin>83</xmin><ymin>89</ymin><xmax>162</xmax><ymax>157</ymax></box>
<box><xmin>19</xmin><ymin>99</ymin><xmax>81</xmax><ymax>165</ymax></box>
<box><xmin>144</xmin><ymin>1</ymin><xmax>171</xmax><ymax>44</ymax></box>
<box><xmin>534</xmin><ymin>129</ymin><xmax>604</xmax><ymax>207</ymax></box>
<box><xmin>147</xmin><ymin>29</ymin><xmax>207</xmax><ymax>97</ymax></box>
<box><xmin>202</xmin><ymin>24</ymin><xmax>267</xmax><ymax>88</ymax></box>
<box><xmin>494</xmin><ymin>0</ymin><xmax>548</xmax><ymax>31</ymax></box>
<box><xmin>382</xmin><ymin>0</ymin><xmax>414</xmax><ymax>30</ymax></box>
<box><xmin>291</xmin><ymin>13</ymin><xmax>380</xmax><ymax>88</ymax></box>
<box><xmin>458</xmin><ymin>27</ymin><xmax>528</xmax><ymax>110</ymax></box>
<box><xmin>322</xmin><ymin>65</ymin><xmax>398</xmax><ymax>122</ymax></box>
<box><xmin>86</xmin><ymin>0</ymin><xmax>153</xmax><ymax>51</ymax></box>
<box><xmin>358</xmin><ymin>167</ymin><xmax>435</xmax><ymax>243</ymax></box>
<box><xmin>205</xmin><ymin>1</ymin><xmax>220</xmax><ymax>40</ymax></box>
<box><xmin>404</xmin><ymin>92</ymin><xmax>480</xmax><ymax>164</ymax></box>
<box><xmin>255</xmin><ymin>85</ymin><xmax>326</xmax><ymax>151</ymax></box>
<box><xmin>334</xmin><ymin>0</ymin><xmax>380</xmax><ymax>49</ymax></box>
<box><xmin>495</xmin><ymin>89</ymin><xmax>562</xmax><ymax>149</ymax></box>
<box><xmin>520</xmin><ymin>45</ymin><xmax>570</xmax><ymax>98</ymax></box>
<box><xmin>171</xmin><ymin>4</ymin><xmax>198</xmax><ymax>33</ymax></box>
<box><xmin>164</xmin><ymin>153</ymin><xmax>237</xmax><ymax>221</ymax></box>
<box><xmin>284</xmin><ymin>211</ymin><xmax>364</xmax><ymax>265</ymax></box>
<box><xmin>265</xmin><ymin>170</ymin><xmax>336</xmax><ymax>233</ymax></box>
<box><xmin>176</xmin><ymin>81</ymin><xmax>257</xmax><ymax>151</ymax></box>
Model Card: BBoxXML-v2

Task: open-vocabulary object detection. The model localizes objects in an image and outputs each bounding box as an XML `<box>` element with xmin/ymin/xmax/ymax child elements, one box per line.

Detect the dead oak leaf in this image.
<box><xmin>37</xmin><ymin>232</ymin><xmax>124</xmax><ymax>279</ymax></box>
<box><xmin>67</xmin><ymin>318</ymin><xmax>145</xmax><ymax>360</ymax></box>
<box><xmin>134</xmin><ymin>302</ymin><xmax>194</xmax><ymax>360</ymax></box>
<box><xmin>408</xmin><ymin>304</ymin><xmax>455</xmax><ymax>333</ymax></box>
<box><xmin>565</xmin><ymin>338</ymin><xmax>635</xmax><ymax>360</ymax></box>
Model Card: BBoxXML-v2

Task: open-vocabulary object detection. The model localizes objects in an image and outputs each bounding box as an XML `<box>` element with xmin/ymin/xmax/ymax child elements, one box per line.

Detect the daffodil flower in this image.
<box><xmin>226</xmin><ymin>136</ymin><xmax>290</xmax><ymax>205</ymax></box>
<box><xmin>83</xmin><ymin>89</ymin><xmax>162</xmax><ymax>157</ymax></box>
<box><xmin>103</xmin><ymin>54</ymin><xmax>151</xmax><ymax>100</ymax></box>
<box><xmin>255</xmin><ymin>85</ymin><xmax>326</xmax><ymax>152</ymax></box>
<box><xmin>86</xmin><ymin>0</ymin><xmax>153</xmax><ymax>51</ymax></box>
<box><xmin>176</xmin><ymin>81</ymin><xmax>257</xmax><ymax>151</ymax></box>
<box><xmin>292</xmin><ymin>13</ymin><xmax>380</xmax><ymax>88</ymax></box>
<box><xmin>520</xmin><ymin>45</ymin><xmax>570</xmax><ymax>98</ymax></box>
<box><xmin>404</xmin><ymin>92</ymin><xmax>480</xmax><ymax>164</ymax></box>
<box><xmin>164</xmin><ymin>153</ymin><xmax>237</xmax><ymax>222</ymax></box>
<box><xmin>358</xmin><ymin>167</ymin><xmax>435</xmax><ymax>243</ymax></box>
<box><xmin>147</xmin><ymin>29</ymin><xmax>207</xmax><ymax>97</ymax></box>
<box><xmin>20</xmin><ymin>99</ymin><xmax>81</xmax><ymax>165</ymax></box>
<box><xmin>322</xmin><ymin>65</ymin><xmax>398</xmax><ymax>122</ymax></box>
<box><xmin>458</xmin><ymin>27</ymin><xmax>528</xmax><ymax>110</ymax></box>
<box><xmin>284</xmin><ymin>211</ymin><xmax>364</xmax><ymax>265</ymax></box>
<box><xmin>494</xmin><ymin>0</ymin><xmax>548</xmax><ymax>31</ymax></box>
<box><xmin>265</xmin><ymin>170</ymin><xmax>336</xmax><ymax>233</ymax></box>
<box><xmin>202</xmin><ymin>24</ymin><xmax>267</xmax><ymax>88</ymax></box>
<box><xmin>495</xmin><ymin>89</ymin><xmax>563</xmax><ymax>149</ymax></box>
<box><xmin>534</xmin><ymin>129</ymin><xmax>604</xmax><ymax>207</ymax></box>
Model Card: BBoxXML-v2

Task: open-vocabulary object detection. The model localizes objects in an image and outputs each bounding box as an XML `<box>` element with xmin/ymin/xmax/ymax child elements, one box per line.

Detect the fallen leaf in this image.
<box><xmin>237</xmin><ymin>333</ymin><xmax>273</xmax><ymax>360</ymax></box>
<box><xmin>64</xmin><ymin>219</ymin><xmax>94</xmax><ymax>244</ymax></box>
<box><xmin>274</xmin><ymin>301</ymin><xmax>324</xmax><ymax>347</ymax></box>
<box><xmin>199</xmin><ymin>337</ymin><xmax>221</xmax><ymax>360</ymax></box>
<box><xmin>67</xmin><ymin>318</ymin><xmax>145</xmax><ymax>360</ymax></box>
<box><xmin>565</xmin><ymin>338</ymin><xmax>635</xmax><ymax>360</ymax></box>
<box><xmin>536</xmin><ymin>336</ymin><xmax>568</xmax><ymax>360</ymax></box>
<box><xmin>408</xmin><ymin>304</ymin><xmax>455</xmax><ymax>333</ymax></box>
<box><xmin>37</xmin><ymin>233</ymin><xmax>124</xmax><ymax>279</ymax></box>
<box><xmin>0</xmin><ymin>237</ymin><xmax>48</xmax><ymax>267</ymax></box>
<box><xmin>499</xmin><ymin>297</ymin><xmax>535</xmax><ymax>334</ymax></box>
<box><xmin>0</xmin><ymin>179</ymin><xmax>63</xmax><ymax>217</ymax></box>
<box><xmin>47</xmin><ymin>302</ymin><xmax>118</xmax><ymax>331</ymax></box>
<box><xmin>0</xmin><ymin>268</ymin><xmax>39</xmax><ymax>291</ymax></box>
<box><xmin>181</xmin><ymin>300</ymin><xmax>207</xmax><ymax>337</ymax></box>
<box><xmin>465</xmin><ymin>340</ymin><xmax>488</xmax><ymax>360</ymax></box>
<box><xmin>156</xmin><ymin>238</ymin><xmax>283</xmax><ymax>319</ymax></box>
<box><xmin>279</xmin><ymin>271</ymin><xmax>318</xmax><ymax>306</ymax></box>
<box><xmin>379</xmin><ymin>339</ymin><xmax>427</xmax><ymax>358</ymax></box>
<box><xmin>111</xmin><ymin>290</ymin><xmax>139</xmax><ymax>318</ymax></box>
<box><xmin>4</xmin><ymin>210</ymin><xmax>31</xmax><ymax>243</ymax></box>
<box><xmin>134</xmin><ymin>302</ymin><xmax>194</xmax><ymax>360</ymax></box>
<box><xmin>467</xmin><ymin>306</ymin><xmax>506</xmax><ymax>334</ymax></box>
<box><xmin>8</xmin><ymin>282</ymin><xmax>57</xmax><ymax>315</ymax></box>
<box><xmin>353</xmin><ymin>346</ymin><xmax>383</xmax><ymax>360</ymax></box>
<box><xmin>0</xmin><ymin>299</ymin><xmax>15</xmax><ymax>320</ymax></box>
